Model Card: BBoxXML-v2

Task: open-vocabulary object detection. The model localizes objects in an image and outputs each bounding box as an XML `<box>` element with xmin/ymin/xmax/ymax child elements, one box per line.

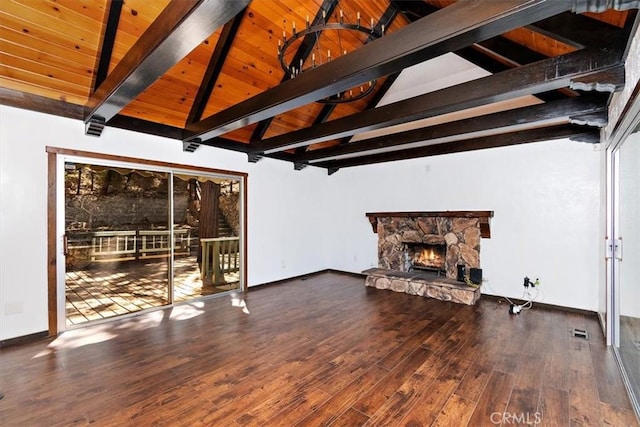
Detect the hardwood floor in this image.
<box><xmin>1</xmin><ymin>272</ymin><xmax>637</xmax><ymax>426</ymax></box>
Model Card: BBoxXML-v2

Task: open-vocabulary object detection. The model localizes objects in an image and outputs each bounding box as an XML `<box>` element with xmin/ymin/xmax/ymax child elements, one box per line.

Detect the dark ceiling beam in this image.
<box><xmin>186</xmin><ymin>7</ymin><xmax>247</xmax><ymax>125</ymax></box>
<box><xmin>336</xmin><ymin>71</ymin><xmax>402</xmax><ymax>146</ymax></box>
<box><xmin>108</xmin><ymin>114</ymin><xmax>300</xmax><ymax>164</ymax></box>
<box><xmin>84</xmin><ymin>0</ymin><xmax>250</xmax><ymax>129</ymax></box>
<box><xmin>390</xmin><ymin>2</ymin><xmax>552</xmax><ymax>77</ymax></box>
<box><xmin>528</xmin><ymin>12</ymin><xmax>625</xmax><ymax>49</ymax></box>
<box><xmin>570</xmin><ymin>66</ymin><xmax>626</xmax><ymax>92</ymax></box>
<box><xmin>250</xmin><ymin>0</ymin><xmax>339</xmax><ymax>143</ymax></box>
<box><xmin>197</xmin><ymin>138</ymin><xmax>298</xmax><ymax>164</ymax></box>
<box><xmin>0</xmin><ymin>88</ymin><xmax>84</xmax><ymax>120</ymax></box>
<box><xmin>454</xmin><ymin>39</ymin><xmax>571</xmax><ymax>102</ymax></box>
<box><xmin>251</xmin><ymin>46</ymin><xmax>622</xmax><ymax>154</ymax></box>
<box><xmin>295</xmin><ymin>104</ymin><xmax>337</xmax><ymax>154</ymax></box>
<box><xmin>390</xmin><ymin>0</ymin><xmax>437</xmax><ymax>20</ymax></box>
<box><xmin>472</xmin><ymin>37</ymin><xmax>547</xmax><ymax>68</ymax></box>
<box><xmin>296</xmin><ymin>95</ymin><xmax>609</xmax><ymax>163</ymax></box>
<box><xmin>93</xmin><ymin>0</ymin><xmax>123</xmax><ymax>91</ymax></box>
<box><xmin>391</xmin><ymin>0</ymin><xmax>570</xmax><ymax>102</ymax></box>
<box><xmin>184</xmin><ymin>0</ymin><xmax>574</xmax><ymax>142</ymax></box>
<box><xmin>315</xmin><ymin>125</ymin><xmax>600</xmax><ymax>169</ymax></box>
<box><xmin>107</xmin><ymin>115</ymin><xmax>184</xmax><ymax>139</ymax></box>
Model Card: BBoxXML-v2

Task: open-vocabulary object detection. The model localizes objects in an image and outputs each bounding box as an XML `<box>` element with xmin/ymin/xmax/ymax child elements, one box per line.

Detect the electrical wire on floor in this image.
<box><xmin>480</xmin><ymin>276</ymin><xmax>544</xmax><ymax>314</ymax></box>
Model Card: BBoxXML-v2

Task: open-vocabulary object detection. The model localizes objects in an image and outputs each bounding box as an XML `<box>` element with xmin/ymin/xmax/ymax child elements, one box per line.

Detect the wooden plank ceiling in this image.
<box><xmin>1</xmin><ymin>0</ymin><xmax>638</xmax><ymax>172</ymax></box>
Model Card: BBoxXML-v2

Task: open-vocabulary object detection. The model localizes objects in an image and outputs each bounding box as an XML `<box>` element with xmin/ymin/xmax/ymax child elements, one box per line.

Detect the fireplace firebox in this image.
<box><xmin>405</xmin><ymin>243</ymin><xmax>446</xmax><ymax>274</ymax></box>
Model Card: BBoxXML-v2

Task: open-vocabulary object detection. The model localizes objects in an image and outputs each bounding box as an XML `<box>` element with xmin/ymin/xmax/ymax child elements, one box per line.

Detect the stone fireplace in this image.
<box><xmin>363</xmin><ymin>211</ymin><xmax>493</xmax><ymax>305</ymax></box>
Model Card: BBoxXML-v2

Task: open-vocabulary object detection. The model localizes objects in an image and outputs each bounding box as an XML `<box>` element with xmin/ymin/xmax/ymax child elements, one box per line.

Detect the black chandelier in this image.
<box><xmin>277</xmin><ymin>7</ymin><xmax>384</xmax><ymax>104</ymax></box>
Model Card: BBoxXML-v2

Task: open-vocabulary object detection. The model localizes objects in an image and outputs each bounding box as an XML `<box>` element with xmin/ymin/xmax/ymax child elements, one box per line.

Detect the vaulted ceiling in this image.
<box><xmin>1</xmin><ymin>0</ymin><xmax>638</xmax><ymax>173</ymax></box>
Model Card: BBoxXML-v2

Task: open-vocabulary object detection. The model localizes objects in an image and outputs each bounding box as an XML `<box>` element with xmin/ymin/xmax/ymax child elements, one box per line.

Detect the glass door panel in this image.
<box><xmin>172</xmin><ymin>174</ymin><xmax>241</xmax><ymax>302</ymax></box>
<box><xmin>616</xmin><ymin>131</ymin><xmax>640</xmax><ymax>405</ymax></box>
<box><xmin>64</xmin><ymin>162</ymin><xmax>170</xmax><ymax>326</ymax></box>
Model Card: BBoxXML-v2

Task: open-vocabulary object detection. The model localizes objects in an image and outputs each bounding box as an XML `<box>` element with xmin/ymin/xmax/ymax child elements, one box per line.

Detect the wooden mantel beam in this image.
<box><xmin>366</xmin><ymin>211</ymin><xmax>494</xmax><ymax>238</ymax></box>
<box><xmin>183</xmin><ymin>0</ymin><xmax>573</xmax><ymax>143</ymax></box>
<box><xmin>84</xmin><ymin>0</ymin><xmax>250</xmax><ymax>132</ymax></box>
<box><xmin>252</xmin><ymin>47</ymin><xmax>622</xmax><ymax>154</ymax></box>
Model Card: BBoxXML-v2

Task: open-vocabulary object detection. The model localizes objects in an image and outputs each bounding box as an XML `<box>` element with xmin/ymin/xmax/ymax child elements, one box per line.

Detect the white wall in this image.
<box><xmin>0</xmin><ymin>106</ymin><xmax>330</xmax><ymax>340</ymax></box>
<box><xmin>327</xmin><ymin>140</ymin><xmax>603</xmax><ymax>311</ymax></box>
<box><xmin>0</xmin><ymin>104</ymin><xmax>606</xmax><ymax>340</ymax></box>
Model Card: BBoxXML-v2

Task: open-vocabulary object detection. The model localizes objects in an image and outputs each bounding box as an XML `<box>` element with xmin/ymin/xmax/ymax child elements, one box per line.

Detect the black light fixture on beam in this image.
<box><xmin>277</xmin><ymin>3</ymin><xmax>383</xmax><ymax>104</ymax></box>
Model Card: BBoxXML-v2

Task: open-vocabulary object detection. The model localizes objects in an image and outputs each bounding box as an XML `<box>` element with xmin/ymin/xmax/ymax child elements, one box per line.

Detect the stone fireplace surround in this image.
<box><xmin>363</xmin><ymin>211</ymin><xmax>493</xmax><ymax>305</ymax></box>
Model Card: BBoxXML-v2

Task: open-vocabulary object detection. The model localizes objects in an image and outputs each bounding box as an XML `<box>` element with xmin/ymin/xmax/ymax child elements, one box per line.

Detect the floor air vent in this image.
<box><xmin>573</xmin><ymin>328</ymin><xmax>589</xmax><ymax>339</ymax></box>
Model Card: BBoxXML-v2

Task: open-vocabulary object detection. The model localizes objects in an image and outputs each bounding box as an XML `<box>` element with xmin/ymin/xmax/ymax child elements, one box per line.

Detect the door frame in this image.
<box><xmin>46</xmin><ymin>146</ymin><xmax>248</xmax><ymax>336</ymax></box>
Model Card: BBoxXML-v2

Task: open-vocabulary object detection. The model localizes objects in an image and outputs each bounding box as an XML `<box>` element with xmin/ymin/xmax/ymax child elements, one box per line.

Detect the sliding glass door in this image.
<box><xmin>172</xmin><ymin>174</ymin><xmax>241</xmax><ymax>302</ymax></box>
<box><xmin>57</xmin><ymin>155</ymin><xmax>244</xmax><ymax>329</ymax></box>
<box><xmin>64</xmin><ymin>162</ymin><xmax>171</xmax><ymax>325</ymax></box>
<box><xmin>613</xmin><ymin>130</ymin><xmax>640</xmax><ymax>412</ymax></box>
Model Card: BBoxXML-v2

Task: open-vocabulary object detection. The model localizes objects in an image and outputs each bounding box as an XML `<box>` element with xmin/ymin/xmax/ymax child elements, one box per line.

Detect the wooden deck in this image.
<box><xmin>65</xmin><ymin>256</ymin><xmax>239</xmax><ymax>325</ymax></box>
<box><xmin>1</xmin><ymin>272</ymin><xmax>637</xmax><ymax>426</ymax></box>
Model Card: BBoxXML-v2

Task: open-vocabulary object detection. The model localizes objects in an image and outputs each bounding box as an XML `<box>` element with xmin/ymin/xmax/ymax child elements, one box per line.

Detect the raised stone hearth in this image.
<box><xmin>364</xmin><ymin>268</ymin><xmax>481</xmax><ymax>305</ymax></box>
<box><xmin>364</xmin><ymin>211</ymin><xmax>492</xmax><ymax>305</ymax></box>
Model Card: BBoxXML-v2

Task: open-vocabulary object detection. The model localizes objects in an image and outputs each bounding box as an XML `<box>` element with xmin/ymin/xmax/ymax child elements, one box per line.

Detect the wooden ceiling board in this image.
<box><xmin>0</xmin><ymin>51</ymin><xmax>93</xmax><ymax>90</ymax></box>
<box><xmin>268</xmin><ymin>0</ymin><xmax>322</xmax><ymax>25</ymax></box>
<box><xmin>221</xmin><ymin>55</ymin><xmax>280</xmax><ymax>92</ymax></box>
<box><xmin>230</xmin><ymin>22</ymin><xmax>285</xmax><ymax>72</ymax></box>
<box><xmin>121</xmin><ymin>77</ymin><xmax>201</xmax><ymax>126</ymax></box>
<box><xmin>584</xmin><ymin>9</ymin><xmax>628</xmax><ymax>27</ymax></box>
<box><xmin>262</xmin><ymin>103</ymin><xmax>327</xmax><ymax>138</ymax></box>
<box><xmin>109</xmin><ymin>0</ymin><xmax>170</xmax><ymax>74</ymax></box>
<box><xmin>227</xmin><ymin>32</ymin><xmax>283</xmax><ymax>80</ymax></box>
<box><xmin>306</xmin><ymin>139</ymin><xmax>341</xmax><ymax>151</ymax></box>
<box><xmin>0</xmin><ymin>0</ymin><xmax>104</xmax><ymax>103</ymax></box>
<box><xmin>0</xmin><ymin>0</ymin><xmax>632</xmax><ymax>169</ymax></box>
<box><xmin>117</xmin><ymin>110</ymin><xmax>183</xmax><ymax>128</ymax></box>
<box><xmin>0</xmin><ymin>75</ymin><xmax>87</xmax><ymax>104</ymax></box>
<box><xmin>502</xmin><ymin>27</ymin><xmax>577</xmax><ymax>58</ymax></box>
<box><xmin>1</xmin><ymin>29</ymin><xmax>96</xmax><ymax>79</ymax></box>
<box><xmin>109</xmin><ymin>88</ymin><xmax>186</xmax><ymax>125</ymax></box>
<box><xmin>47</xmin><ymin>0</ymin><xmax>107</xmax><ymax>22</ymax></box>
<box><xmin>224</xmin><ymin>125</ymin><xmax>256</xmax><ymax>143</ymax></box>
<box><xmin>0</xmin><ymin>9</ymin><xmax>100</xmax><ymax>60</ymax></box>
<box><xmin>0</xmin><ymin>62</ymin><xmax>89</xmax><ymax>100</ymax></box>
<box><xmin>1</xmin><ymin>1</ymin><xmax>103</xmax><ymax>46</ymax></box>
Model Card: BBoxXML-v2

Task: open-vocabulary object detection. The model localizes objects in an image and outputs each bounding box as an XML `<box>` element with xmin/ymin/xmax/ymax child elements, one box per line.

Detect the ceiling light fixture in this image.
<box><xmin>277</xmin><ymin>5</ymin><xmax>383</xmax><ymax>104</ymax></box>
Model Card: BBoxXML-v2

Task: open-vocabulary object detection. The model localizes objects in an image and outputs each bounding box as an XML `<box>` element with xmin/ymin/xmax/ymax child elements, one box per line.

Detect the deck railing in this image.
<box><xmin>67</xmin><ymin>228</ymin><xmax>196</xmax><ymax>261</ymax></box>
<box><xmin>200</xmin><ymin>237</ymin><xmax>241</xmax><ymax>285</ymax></box>
<box><xmin>66</xmin><ymin>230</ymin><xmax>240</xmax><ymax>285</ymax></box>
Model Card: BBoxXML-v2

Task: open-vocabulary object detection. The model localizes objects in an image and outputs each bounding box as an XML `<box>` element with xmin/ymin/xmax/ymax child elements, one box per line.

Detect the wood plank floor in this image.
<box><xmin>1</xmin><ymin>272</ymin><xmax>637</xmax><ymax>426</ymax></box>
